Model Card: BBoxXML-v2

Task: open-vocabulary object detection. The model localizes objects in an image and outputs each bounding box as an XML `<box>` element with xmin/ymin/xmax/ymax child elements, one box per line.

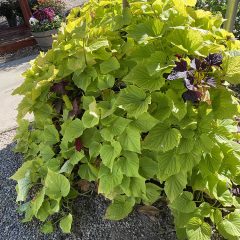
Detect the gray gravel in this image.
<box><xmin>0</xmin><ymin>129</ymin><xmax>176</xmax><ymax>240</ymax></box>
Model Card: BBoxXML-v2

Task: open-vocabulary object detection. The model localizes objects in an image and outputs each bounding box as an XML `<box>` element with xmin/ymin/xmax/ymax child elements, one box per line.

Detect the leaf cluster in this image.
<box><xmin>12</xmin><ymin>0</ymin><xmax>240</xmax><ymax>238</ymax></box>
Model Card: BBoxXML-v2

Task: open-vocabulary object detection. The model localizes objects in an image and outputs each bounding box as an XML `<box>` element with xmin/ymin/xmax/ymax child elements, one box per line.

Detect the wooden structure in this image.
<box><xmin>0</xmin><ymin>0</ymin><xmax>36</xmax><ymax>54</ymax></box>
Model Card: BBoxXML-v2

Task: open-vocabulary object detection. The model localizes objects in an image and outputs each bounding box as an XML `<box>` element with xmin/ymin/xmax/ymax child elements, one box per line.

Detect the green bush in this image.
<box><xmin>12</xmin><ymin>0</ymin><xmax>240</xmax><ymax>238</ymax></box>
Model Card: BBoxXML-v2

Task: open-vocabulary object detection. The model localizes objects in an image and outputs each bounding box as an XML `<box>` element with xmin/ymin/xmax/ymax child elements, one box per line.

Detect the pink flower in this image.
<box><xmin>33</xmin><ymin>7</ymin><xmax>55</xmax><ymax>22</ymax></box>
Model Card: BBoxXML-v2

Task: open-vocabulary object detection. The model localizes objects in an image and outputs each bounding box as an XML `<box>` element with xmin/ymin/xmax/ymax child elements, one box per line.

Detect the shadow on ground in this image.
<box><xmin>0</xmin><ymin>130</ymin><xmax>176</xmax><ymax>240</ymax></box>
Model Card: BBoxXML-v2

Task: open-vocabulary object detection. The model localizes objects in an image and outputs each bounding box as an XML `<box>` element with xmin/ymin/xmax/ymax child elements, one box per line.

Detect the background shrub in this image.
<box><xmin>12</xmin><ymin>0</ymin><xmax>240</xmax><ymax>238</ymax></box>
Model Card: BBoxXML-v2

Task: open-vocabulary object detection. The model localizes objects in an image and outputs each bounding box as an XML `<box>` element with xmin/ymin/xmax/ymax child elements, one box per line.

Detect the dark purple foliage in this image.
<box><xmin>69</xmin><ymin>98</ymin><xmax>80</xmax><ymax>117</ymax></box>
<box><xmin>206</xmin><ymin>77</ymin><xmax>216</xmax><ymax>87</ymax></box>
<box><xmin>51</xmin><ymin>81</ymin><xmax>68</xmax><ymax>95</ymax></box>
<box><xmin>167</xmin><ymin>71</ymin><xmax>187</xmax><ymax>81</ymax></box>
<box><xmin>75</xmin><ymin>138</ymin><xmax>83</xmax><ymax>152</ymax></box>
<box><xmin>205</xmin><ymin>53</ymin><xmax>223</xmax><ymax>67</ymax></box>
<box><xmin>182</xmin><ymin>90</ymin><xmax>202</xmax><ymax>103</ymax></box>
<box><xmin>173</xmin><ymin>59</ymin><xmax>188</xmax><ymax>72</ymax></box>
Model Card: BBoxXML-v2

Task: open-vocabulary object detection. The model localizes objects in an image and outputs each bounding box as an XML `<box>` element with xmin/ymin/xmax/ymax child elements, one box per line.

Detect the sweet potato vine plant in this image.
<box><xmin>12</xmin><ymin>0</ymin><xmax>240</xmax><ymax>238</ymax></box>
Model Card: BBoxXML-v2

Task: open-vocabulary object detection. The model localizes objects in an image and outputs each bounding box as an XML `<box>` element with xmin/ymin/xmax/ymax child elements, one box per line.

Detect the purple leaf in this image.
<box><xmin>173</xmin><ymin>59</ymin><xmax>188</xmax><ymax>72</ymax></box>
<box><xmin>190</xmin><ymin>58</ymin><xmax>201</xmax><ymax>70</ymax></box>
<box><xmin>182</xmin><ymin>90</ymin><xmax>201</xmax><ymax>103</ymax></box>
<box><xmin>206</xmin><ymin>77</ymin><xmax>216</xmax><ymax>87</ymax></box>
<box><xmin>51</xmin><ymin>81</ymin><xmax>68</xmax><ymax>95</ymax></box>
<box><xmin>69</xmin><ymin>98</ymin><xmax>80</xmax><ymax>117</ymax></box>
<box><xmin>167</xmin><ymin>71</ymin><xmax>187</xmax><ymax>80</ymax></box>
<box><xmin>205</xmin><ymin>53</ymin><xmax>223</xmax><ymax>67</ymax></box>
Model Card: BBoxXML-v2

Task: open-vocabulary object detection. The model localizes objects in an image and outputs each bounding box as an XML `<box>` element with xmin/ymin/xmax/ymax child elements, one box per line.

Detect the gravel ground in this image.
<box><xmin>0</xmin><ymin>129</ymin><xmax>177</xmax><ymax>240</ymax></box>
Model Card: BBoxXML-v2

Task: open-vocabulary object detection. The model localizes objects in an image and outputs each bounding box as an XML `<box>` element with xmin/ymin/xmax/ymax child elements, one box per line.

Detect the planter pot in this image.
<box><xmin>31</xmin><ymin>29</ymin><xmax>58</xmax><ymax>51</ymax></box>
<box><xmin>6</xmin><ymin>15</ymin><xmax>17</xmax><ymax>27</ymax></box>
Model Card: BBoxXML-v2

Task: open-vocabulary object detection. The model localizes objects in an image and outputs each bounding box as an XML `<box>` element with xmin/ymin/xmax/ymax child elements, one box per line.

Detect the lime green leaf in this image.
<box><xmin>62</xmin><ymin>119</ymin><xmax>84</xmax><ymax>143</ymax></box>
<box><xmin>118</xmin><ymin>151</ymin><xmax>139</xmax><ymax>177</ymax></box>
<box><xmin>15</xmin><ymin>166</ymin><xmax>32</xmax><ymax>202</ymax></box>
<box><xmin>130</xmin><ymin>112</ymin><xmax>159</xmax><ymax>132</ymax></box>
<box><xmin>82</xmin><ymin>110</ymin><xmax>99</xmax><ymax>128</ymax></box>
<box><xmin>117</xmin><ymin>85</ymin><xmax>151</xmax><ymax>118</ymax></box>
<box><xmin>78</xmin><ymin>163</ymin><xmax>98</xmax><ymax>181</ymax></box>
<box><xmin>124</xmin><ymin>63</ymin><xmax>165</xmax><ymax>91</ymax></box>
<box><xmin>186</xmin><ymin>217</ymin><xmax>211</xmax><ymax>240</ymax></box>
<box><xmin>139</xmin><ymin>155</ymin><xmax>158</xmax><ymax>179</ymax></box>
<box><xmin>143</xmin><ymin>124</ymin><xmax>181</xmax><ymax>152</ymax></box>
<box><xmin>97</xmin><ymin>74</ymin><xmax>115</xmax><ymax>90</ymax></box>
<box><xmin>119</xmin><ymin>126</ymin><xmax>141</xmax><ymax>153</ymax></box>
<box><xmin>105</xmin><ymin>196</ymin><xmax>135</xmax><ymax>221</ymax></box>
<box><xmin>41</xmin><ymin>221</ymin><xmax>54</xmax><ymax>234</ymax></box>
<box><xmin>40</xmin><ymin>144</ymin><xmax>55</xmax><ymax>161</ymax></box>
<box><xmin>143</xmin><ymin>183</ymin><xmax>162</xmax><ymax>205</ymax></box>
<box><xmin>44</xmin><ymin>125</ymin><xmax>59</xmax><ymax>145</ymax></box>
<box><xmin>100</xmin><ymin>57</ymin><xmax>120</xmax><ymax>74</ymax></box>
<box><xmin>165</xmin><ymin>172</ymin><xmax>187</xmax><ymax>202</ymax></box>
<box><xmin>218</xmin><ymin>212</ymin><xmax>240</xmax><ymax>238</ymax></box>
<box><xmin>98</xmin><ymin>165</ymin><xmax>123</xmax><ymax>197</ymax></box>
<box><xmin>157</xmin><ymin>151</ymin><xmax>181</xmax><ymax>181</ymax></box>
<box><xmin>170</xmin><ymin>192</ymin><xmax>196</xmax><ymax>213</ymax></box>
<box><xmin>87</xmin><ymin>40</ymin><xmax>109</xmax><ymax>52</ymax></box>
<box><xmin>45</xmin><ymin>169</ymin><xmax>70</xmax><ymax>199</ymax></box>
<box><xmin>60</xmin><ymin>213</ymin><xmax>73</xmax><ymax>233</ymax></box>
<box><xmin>120</xmin><ymin>176</ymin><xmax>146</xmax><ymax>198</ymax></box>
<box><xmin>127</xmin><ymin>19</ymin><xmax>164</xmax><ymax>43</ymax></box>
<box><xmin>31</xmin><ymin>188</ymin><xmax>45</xmax><ymax>216</ymax></box>
<box><xmin>167</xmin><ymin>29</ymin><xmax>203</xmax><ymax>55</ymax></box>
<box><xmin>223</xmin><ymin>54</ymin><xmax>240</xmax><ymax>84</ymax></box>
<box><xmin>72</xmin><ymin>66</ymin><xmax>97</xmax><ymax>91</ymax></box>
<box><xmin>100</xmin><ymin>141</ymin><xmax>122</xmax><ymax>170</ymax></box>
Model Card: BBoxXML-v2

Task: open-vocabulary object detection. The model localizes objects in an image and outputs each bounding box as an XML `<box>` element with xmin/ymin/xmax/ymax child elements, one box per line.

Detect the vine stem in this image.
<box><xmin>122</xmin><ymin>0</ymin><xmax>130</xmax><ymax>9</ymax></box>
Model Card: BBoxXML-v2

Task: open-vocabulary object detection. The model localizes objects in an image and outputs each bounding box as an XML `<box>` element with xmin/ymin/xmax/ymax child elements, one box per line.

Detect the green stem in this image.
<box><xmin>122</xmin><ymin>0</ymin><xmax>130</xmax><ymax>9</ymax></box>
<box><xmin>224</xmin><ymin>0</ymin><xmax>240</xmax><ymax>32</ymax></box>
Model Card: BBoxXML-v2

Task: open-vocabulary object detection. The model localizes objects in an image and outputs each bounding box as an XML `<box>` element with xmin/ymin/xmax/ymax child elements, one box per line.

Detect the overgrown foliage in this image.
<box><xmin>196</xmin><ymin>0</ymin><xmax>240</xmax><ymax>38</ymax></box>
<box><xmin>12</xmin><ymin>0</ymin><xmax>240</xmax><ymax>238</ymax></box>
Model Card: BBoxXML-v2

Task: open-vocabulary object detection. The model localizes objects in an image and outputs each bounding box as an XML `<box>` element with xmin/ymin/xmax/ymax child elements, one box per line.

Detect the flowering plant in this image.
<box><xmin>29</xmin><ymin>0</ymin><xmax>65</xmax><ymax>32</ymax></box>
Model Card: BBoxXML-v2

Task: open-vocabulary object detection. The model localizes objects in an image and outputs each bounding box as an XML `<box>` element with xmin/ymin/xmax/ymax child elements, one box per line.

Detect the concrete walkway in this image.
<box><xmin>0</xmin><ymin>55</ymin><xmax>36</xmax><ymax>133</ymax></box>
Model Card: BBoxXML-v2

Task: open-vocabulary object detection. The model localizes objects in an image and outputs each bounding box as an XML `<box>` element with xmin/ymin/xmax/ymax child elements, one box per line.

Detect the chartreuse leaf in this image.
<box><xmin>130</xmin><ymin>112</ymin><xmax>159</xmax><ymax>132</ymax></box>
<box><xmin>100</xmin><ymin>141</ymin><xmax>122</xmax><ymax>170</ymax></box>
<box><xmin>139</xmin><ymin>155</ymin><xmax>158</xmax><ymax>179</ymax></box>
<box><xmin>143</xmin><ymin>124</ymin><xmax>181</xmax><ymax>152</ymax></box>
<box><xmin>98</xmin><ymin>165</ymin><xmax>123</xmax><ymax>198</ymax></box>
<box><xmin>223</xmin><ymin>53</ymin><xmax>240</xmax><ymax>84</ymax></box>
<box><xmin>41</xmin><ymin>221</ymin><xmax>54</xmax><ymax>234</ymax></box>
<box><xmin>165</xmin><ymin>172</ymin><xmax>188</xmax><ymax>202</ymax></box>
<box><xmin>82</xmin><ymin>110</ymin><xmax>99</xmax><ymax>128</ymax></box>
<box><xmin>157</xmin><ymin>151</ymin><xmax>182</xmax><ymax>181</ymax></box>
<box><xmin>44</xmin><ymin>125</ymin><xmax>59</xmax><ymax>145</ymax></box>
<box><xmin>218</xmin><ymin>211</ymin><xmax>240</xmax><ymax>238</ymax></box>
<box><xmin>119</xmin><ymin>126</ymin><xmax>141</xmax><ymax>153</ymax></box>
<box><xmin>16</xmin><ymin>172</ymin><xmax>32</xmax><ymax>202</ymax></box>
<box><xmin>123</xmin><ymin>63</ymin><xmax>165</xmax><ymax>91</ymax></box>
<box><xmin>60</xmin><ymin>214</ymin><xmax>73</xmax><ymax>233</ymax></box>
<box><xmin>118</xmin><ymin>151</ymin><xmax>140</xmax><ymax>177</ymax></box>
<box><xmin>31</xmin><ymin>188</ymin><xmax>45</xmax><ymax>216</ymax></box>
<box><xmin>186</xmin><ymin>217</ymin><xmax>211</xmax><ymax>240</ymax></box>
<box><xmin>120</xmin><ymin>176</ymin><xmax>146</xmax><ymax>198</ymax></box>
<box><xmin>143</xmin><ymin>183</ymin><xmax>162</xmax><ymax>205</ymax></box>
<box><xmin>105</xmin><ymin>196</ymin><xmax>135</xmax><ymax>221</ymax></box>
<box><xmin>167</xmin><ymin>29</ymin><xmax>203</xmax><ymax>55</ymax></box>
<box><xmin>78</xmin><ymin>163</ymin><xmax>98</xmax><ymax>181</ymax></box>
<box><xmin>170</xmin><ymin>192</ymin><xmax>196</xmax><ymax>213</ymax></box>
<box><xmin>100</xmin><ymin>57</ymin><xmax>120</xmax><ymax>74</ymax></box>
<box><xmin>127</xmin><ymin>19</ymin><xmax>164</xmax><ymax>43</ymax></box>
<box><xmin>61</xmin><ymin>119</ymin><xmax>84</xmax><ymax>143</ymax></box>
<box><xmin>116</xmin><ymin>85</ymin><xmax>151</xmax><ymax>118</ymax></box>
<box><xmin>45</xmin><ymin>169</ymin><xmax>70</xmax><ymax>199</ymax></box>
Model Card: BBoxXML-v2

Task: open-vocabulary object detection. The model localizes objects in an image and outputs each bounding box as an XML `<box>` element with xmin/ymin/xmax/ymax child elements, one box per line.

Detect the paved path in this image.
<box><xmin>0</xmin><ymin>55</ymin><xmax>36</xmax><ymax>133</ymax></box>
